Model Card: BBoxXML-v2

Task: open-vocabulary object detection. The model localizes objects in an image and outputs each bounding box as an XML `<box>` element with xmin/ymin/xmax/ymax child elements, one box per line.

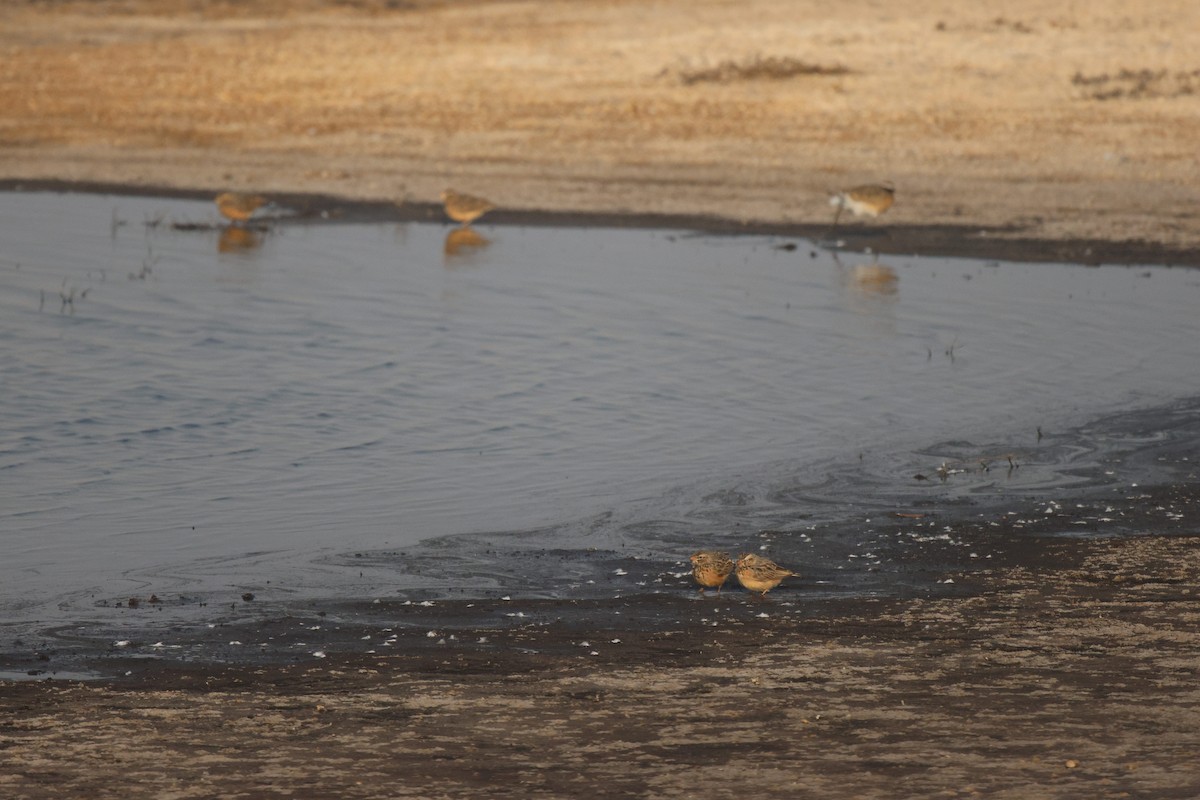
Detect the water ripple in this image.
<box><xmin>1</xmin><ymin>192</ymin><xmax>1199</xmax><ymax>620</ymax></box>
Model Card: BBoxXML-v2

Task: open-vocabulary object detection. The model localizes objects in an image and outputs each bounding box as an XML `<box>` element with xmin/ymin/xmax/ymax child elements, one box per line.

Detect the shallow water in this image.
<box><xmin>2</xmin><ymin>191</ymin><xmax>1199</xmax><ymax>630</ymax></box>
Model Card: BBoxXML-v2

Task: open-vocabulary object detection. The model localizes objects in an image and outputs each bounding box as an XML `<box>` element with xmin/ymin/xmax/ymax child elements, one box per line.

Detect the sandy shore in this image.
<box><xmin>2</xmin><ymin>0</ymin><xmax>1199</xmax><ymax>248</ymax></box>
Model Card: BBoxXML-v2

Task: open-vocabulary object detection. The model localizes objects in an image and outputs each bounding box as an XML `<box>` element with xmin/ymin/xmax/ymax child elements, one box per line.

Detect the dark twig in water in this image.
<box><xmin>920</xmin><ymin>452</ymin><xmax>1024</xmax><ymax>483</ymax></box>
<box><xmin>945</xmin><ymin>336</ymin><xmax>961</xmax><ymax>362</ymax></box>
<box><xmin>59</xmin><ymin>279</ymin><xmax>75</xmax><ymax>314</ymax></box>
<box><xmin>130</xmin><ymin>247</ymin><xmax>159</xmax><ymax>281</ymax></box>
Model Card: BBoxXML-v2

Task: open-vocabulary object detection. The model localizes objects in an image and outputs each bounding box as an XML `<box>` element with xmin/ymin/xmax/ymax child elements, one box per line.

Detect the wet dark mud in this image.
<box><xmin>4</xmin><ymin>397</ymin><xmax>1198</xmax><ymax>683</ymax></box>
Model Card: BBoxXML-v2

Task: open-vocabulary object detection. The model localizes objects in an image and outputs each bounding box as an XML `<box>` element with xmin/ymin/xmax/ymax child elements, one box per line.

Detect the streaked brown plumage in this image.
<box><xmin>689</xmin><ymin>550</ymin><xmax>735</xmax><ymax>593</ymax></box>
<box><xmin>441</xmin><ymin>189</ymin><xmax>494</xmax><ymax>225</ymax></box>
<box><xmin>829</xmin><ymin>182</ymin><xmax>895</xmax><ymax>227</ymax></box>
<box><xmin>735</xmin><ymin>553</ymin><xmax>799</xmax><ymax>597</ymax></box>
<box><xmin>215</xmin><ymin>192</ymin><xmax>268</xmax><ymax>224</ymax></box>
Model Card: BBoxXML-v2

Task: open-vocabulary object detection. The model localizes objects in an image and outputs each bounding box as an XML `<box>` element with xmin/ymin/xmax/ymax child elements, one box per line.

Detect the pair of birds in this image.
<box><xmin>214</xmin><ymin>189</ymin><xmax>496</xmax><ymax>227</ymax></box>
<box><xmin>443</xmin><ymin>185</ymin><xmax>888</xmax><ymax>228</ymax></box>
<box><xmin>690</xmin><ymin>551</ymin><xmax>798</xmax><ymax>597</ymax></box>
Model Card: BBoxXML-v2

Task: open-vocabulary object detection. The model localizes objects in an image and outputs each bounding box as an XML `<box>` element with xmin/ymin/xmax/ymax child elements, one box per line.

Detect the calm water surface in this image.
<box><xmin>2</xmin><ymin>191</ymin><xmax>1199</xmax><ymax>622</ymax></box>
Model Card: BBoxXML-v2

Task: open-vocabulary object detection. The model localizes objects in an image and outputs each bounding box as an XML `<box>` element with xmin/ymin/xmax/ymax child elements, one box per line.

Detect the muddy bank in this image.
<box><xmin>3</xmin><ymin>397</ymin><xmax>1197</xmax><ymax>683</ymax></box>
<box><xmin>3</xmin><ymin>530</ymin><xmax>1200</xmax><ymax>799</ymax></box>
<box><xmin>6</xmin><ymin>178</ymin><xmax>1200</xmax><ymax>267</ymax></box>
<box><xmin>3</xmin><ymin>402</ymin><xmax>1200</xmax><ymax>798</ymax></box>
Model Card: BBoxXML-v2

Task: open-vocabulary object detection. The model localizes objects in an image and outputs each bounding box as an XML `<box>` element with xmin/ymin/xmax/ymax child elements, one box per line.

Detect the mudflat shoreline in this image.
<box><xmin>4</xmin><ymin>529</ymin><xmax>1200</xmax><ymax>799</ymax></box>
<box><xmin>3</xmin><ymin>401</ymin><xmax>1200</xmax><ymax>798</ymax></box>
<box><xmin>7</xmin><ymin>178</ymin><xmax>1200</xmax><ymax>268</ymax></box>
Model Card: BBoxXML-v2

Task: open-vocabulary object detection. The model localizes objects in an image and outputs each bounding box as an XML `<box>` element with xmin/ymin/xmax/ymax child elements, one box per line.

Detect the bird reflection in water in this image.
<box><xmin>443</xmin><ymin>226</ymin><xmax>491</xmax><ymax>265</ymax></box>
<box><xmin>831</xmin><ymin>253</ymin><xmax>899</xmax><ymax>335</ymax></box>
<box><xmin>832</xmin><ymin>251</ymin><xmax>898</xmax><ymax>299</ymax></box>
<box><xmin>211</xmin><ymin>191</ymin><xmax>272</xmax><ymax>254</ymax></box>
<box><xmin>850</xmin><ymin>263</ymin><xmax>898</xmax><ymax>296</ymax></box>
<box><xmin>218</xmin><ymin>225</ymin><xmax>264</xmax><ymax>253</ymax></box>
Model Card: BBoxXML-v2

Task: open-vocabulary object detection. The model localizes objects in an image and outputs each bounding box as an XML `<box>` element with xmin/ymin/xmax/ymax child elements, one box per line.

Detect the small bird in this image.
<box><xmin>689</xmin><ymin>551</ymin><xmax>735</xmax><ymax>594</ymax></box>
<box><xmin>215</xmin><ymin>192</ymin><xmax>269</xmax><ymax>225</ymax></box>
<box><xmin>829</xmin><ymin>182</ymin><xmax>895</xmax><ymax>227</ymax></box>
<box><xmin>735</xmin><ymin>553</ymin><xmax>799</xmax><ymax>597</ymax></box>
<box><xmin>441</xmin><ymin>189</ymin><xmax>495</xmax><ymax>226</ymax></box>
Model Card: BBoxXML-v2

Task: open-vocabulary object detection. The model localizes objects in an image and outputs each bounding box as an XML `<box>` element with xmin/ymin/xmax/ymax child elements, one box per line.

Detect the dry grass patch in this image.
<box><xmin>1072</xmin><ymin>67</ymin><xmax>1200</xmax><ymax>100</ymax></box>
<box><xmin>663</xmin><ymin>54</ymin><xmax>850</xmax><ymax>86</ymax></box>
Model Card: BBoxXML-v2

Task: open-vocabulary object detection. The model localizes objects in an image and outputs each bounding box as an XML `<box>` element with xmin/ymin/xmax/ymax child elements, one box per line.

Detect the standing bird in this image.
<box><xmin>215</xmin><ymin>192</ymin><xmax>269</xmax><ymax>225</ymax></box>
<box><xmin>689</xmin><ymin>551</ymin><xmax>735</xmax><ymax>594</ymax></box>
<box><xmin>441</xmin><ymin>189</ymin><xmax>495</xmax><ymax>226</ymax></box>
<box><xmin>829</xmin><ymin>182</ymin><xmax>895</xmax><ymax>228</ymax></box>
<box><xmin>734</xmin><ymin>553</ymin><xmax>799</xmax><ymax>597</ymax></box>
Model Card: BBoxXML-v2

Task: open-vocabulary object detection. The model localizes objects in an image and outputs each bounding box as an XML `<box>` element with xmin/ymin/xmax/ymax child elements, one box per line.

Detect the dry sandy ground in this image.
<box><xmin>3</xmin><ymin>533</ymin><xmax>1200</xmax><ymax>799</ymax></box>
<box><xmin>1</xmin><ymin>0</ymin><xmax>1199</xmax><ymax>247</ymax></box>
